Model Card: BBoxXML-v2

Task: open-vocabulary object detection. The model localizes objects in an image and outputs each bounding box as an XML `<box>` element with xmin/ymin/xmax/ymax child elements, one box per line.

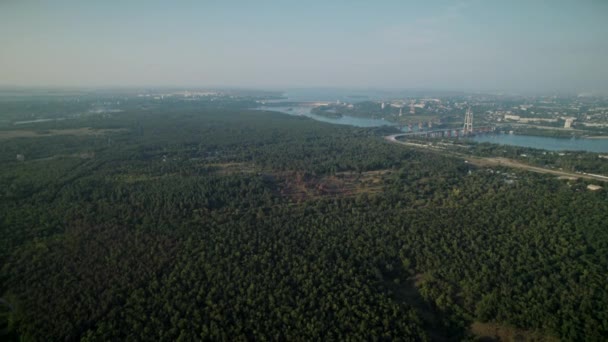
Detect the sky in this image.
<box><xmin>1</xmin><ymin>0</ymin><xmax>607</xmax><ymax>93</ymax></box>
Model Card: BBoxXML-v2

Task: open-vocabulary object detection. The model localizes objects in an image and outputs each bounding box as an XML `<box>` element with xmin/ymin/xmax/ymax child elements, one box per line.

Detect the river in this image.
<box><xmin>471</xmin><ymin>133</ymin><xmax>608</xmax><ymax>153</ymax></box>
<box><xmin>256</xmin><ymin>105</ymin><xmax>393</xmax><ymax>128</ymax></box>
<box><xmin>258</xmin><ymin>105</ymin><xmax>608</xmax><ymax>153</ymax></box>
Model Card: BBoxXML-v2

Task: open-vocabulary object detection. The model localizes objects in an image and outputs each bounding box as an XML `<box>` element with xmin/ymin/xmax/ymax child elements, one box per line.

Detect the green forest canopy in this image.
<box><xmin>1</xmin><ymin>106</ymin><xmax>607</xmax><ymax>341</ymax></box>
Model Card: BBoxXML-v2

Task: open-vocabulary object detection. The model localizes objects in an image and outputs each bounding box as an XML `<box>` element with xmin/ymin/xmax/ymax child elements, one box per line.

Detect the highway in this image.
<box><xmin>385</xmin><ymin>134</ymin><xmax>608</xmax><ymax>183</ymax></box>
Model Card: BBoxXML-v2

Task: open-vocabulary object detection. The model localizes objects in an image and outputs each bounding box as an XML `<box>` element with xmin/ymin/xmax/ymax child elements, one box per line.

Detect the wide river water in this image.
<box><xmin>258</xmin><ymin>105</ymin><xmax>608</xmax><ymax>153</ymax></box>
<box><xmin>257</xmin><ymin>106</ymin><xmax>392</xmax><ymax>128</ymax></box>
<box><xmin>471</xmin><ymin>134</ymin><xmax>608</xmax><ymax>153</ymax></box>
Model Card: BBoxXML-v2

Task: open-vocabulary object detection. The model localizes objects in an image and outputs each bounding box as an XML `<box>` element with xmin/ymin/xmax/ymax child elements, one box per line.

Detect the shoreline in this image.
<box><xmin>584</xmin><ymin>135</ymin><xmax>608</xmax><ymax>140</ymax></box>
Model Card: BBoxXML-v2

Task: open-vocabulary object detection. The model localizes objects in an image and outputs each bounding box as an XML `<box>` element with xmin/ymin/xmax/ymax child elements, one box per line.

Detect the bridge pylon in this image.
<box><xmin>463</xmin><ymin>107</ymin><xmax>473</xmax><ymax>135</ymax></box>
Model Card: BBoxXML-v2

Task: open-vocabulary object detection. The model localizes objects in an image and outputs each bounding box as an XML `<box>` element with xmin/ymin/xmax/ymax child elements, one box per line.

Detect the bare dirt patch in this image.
<box><xmin>276</xmin><ymin>169</ymin><xmax>391</xmax><ymax>201</ymax></box>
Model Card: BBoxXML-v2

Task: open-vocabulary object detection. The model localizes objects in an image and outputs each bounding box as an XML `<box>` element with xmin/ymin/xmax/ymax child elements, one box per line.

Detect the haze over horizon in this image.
<box><xmin>1</xmin><ymin>0</ymin><xmax>607</xmax><ymax>94</ymax></box>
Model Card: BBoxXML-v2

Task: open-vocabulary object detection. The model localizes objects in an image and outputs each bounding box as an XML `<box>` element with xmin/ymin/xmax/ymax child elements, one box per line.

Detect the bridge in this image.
<box><xmin>393</xmin><ymin>107</ymin><xmax>495</xmax><ymax>139</ymax></box>
<box><xmin>395</xmin><ymin>126</ymin><xmax>495</xmax><ymax>138</ymax></box>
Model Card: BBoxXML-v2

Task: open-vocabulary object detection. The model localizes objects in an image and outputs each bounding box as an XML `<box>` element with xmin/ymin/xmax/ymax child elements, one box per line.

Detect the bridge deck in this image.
<box><xmin>396</xmin><ymin>126</ymin><xmax>494</xmax><ymax>137</ymax></box>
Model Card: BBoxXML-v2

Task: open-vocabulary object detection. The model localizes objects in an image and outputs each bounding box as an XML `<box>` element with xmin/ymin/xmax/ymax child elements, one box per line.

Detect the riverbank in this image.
<box><xmin>584</xmin><ymin>135</ymin><xmax>608</xmax><ymax>139</ymax></box>
<box><xmin>385</xmin><ymin>133</ymin><xmax>608</xmax><ymax>183</ymax></box>
<box><xmin>255</xmin><ymin>106</ymin><xmax>395</xmax><ymax>128</ymax></box>
<box><xmin>259</xmin><ymin>105</ymin><xmax>608</xmax><ymax>153</ymax></box>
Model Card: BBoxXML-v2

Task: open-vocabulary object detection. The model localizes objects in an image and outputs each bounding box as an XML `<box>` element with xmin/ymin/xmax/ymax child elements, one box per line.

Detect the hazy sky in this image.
<box><xmin>1</xmin><ymin>0</ymin><xmax>607</xmax><ymax>92</ymax></box>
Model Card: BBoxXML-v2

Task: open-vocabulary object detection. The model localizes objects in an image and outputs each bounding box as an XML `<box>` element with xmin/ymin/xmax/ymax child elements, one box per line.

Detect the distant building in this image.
<box><xmin>504</xmin><ymin>114</ymin><xmax>520</xmax><ymax>121</ymax></box>
<box><xmin>587</xmin><ymin>184</ymin><xmax>602</xmax><ymax>191</ymax></box>
<box><xmin>564</xmin><ymin>118</ymin><xmax>575</xmax><ymax>128</ymax></box>
<box><xmin>381</xmin><ymin>102</ymin><xmax>385</xmax><ymax>110</ymax></box>
<box><xmin>16</xmin><ymin>154</ymin><xmax>25</xmax><ymax>162</ymax></box>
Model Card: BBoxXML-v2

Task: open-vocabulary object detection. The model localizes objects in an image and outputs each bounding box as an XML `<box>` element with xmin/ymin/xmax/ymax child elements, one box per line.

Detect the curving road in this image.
<box><xmin>385</xmin><ymin>133</ymin><xmax>608</xmax><ymax>183</ymax></box>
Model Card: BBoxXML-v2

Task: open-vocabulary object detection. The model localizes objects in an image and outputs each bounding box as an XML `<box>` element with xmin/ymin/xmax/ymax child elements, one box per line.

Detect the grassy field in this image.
<box><xmin>0</xmin><ymin>128</ymin><xmax>126</xmax><ymax>140</ymax></box>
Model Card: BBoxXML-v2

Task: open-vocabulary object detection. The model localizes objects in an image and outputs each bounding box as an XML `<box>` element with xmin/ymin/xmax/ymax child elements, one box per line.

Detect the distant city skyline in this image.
<box><xmin>1</xmin><ymin>1</ymin><xmax>607</xmax><ymax>93</ymax></box>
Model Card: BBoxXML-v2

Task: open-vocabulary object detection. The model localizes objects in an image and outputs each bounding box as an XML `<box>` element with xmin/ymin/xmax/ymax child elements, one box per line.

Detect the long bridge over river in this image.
<box><xmin>395</xmin><ymin>125</ymin><xmax>495</xmax><ymax>139</ymax></box>
<box><xmin>394</xmin><ymin>107</ymin><xmax>495</xmax><ymax>139</ymax></box>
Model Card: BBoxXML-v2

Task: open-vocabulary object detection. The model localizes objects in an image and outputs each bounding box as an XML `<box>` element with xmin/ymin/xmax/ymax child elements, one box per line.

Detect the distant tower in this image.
<box><xmin>381</xmin><ymin>102</ymin><xmax>385</xmax><ymax>110</ymax></box>
<box><xmin>463</xmin><ymin>107</ymin><xmax>473</xmax><ymax>135</ymax></box>
<box><xmin>399</xmin><ymin>107</ymin><xmax>403</xmax><ymax>116</ymax></box>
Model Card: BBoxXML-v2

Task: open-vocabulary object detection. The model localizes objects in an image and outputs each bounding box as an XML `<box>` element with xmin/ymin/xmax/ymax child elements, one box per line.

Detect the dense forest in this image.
<box><xmin>1</xmin><ymin>101</ymin><xmax>608</xmax><ymax>341</ymax></box>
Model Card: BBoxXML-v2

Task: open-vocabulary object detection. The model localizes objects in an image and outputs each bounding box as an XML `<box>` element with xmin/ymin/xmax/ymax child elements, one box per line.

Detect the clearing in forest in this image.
<box><xmin>276</xmin><ymin>169</ymin><xmax>390</xmax><ymax>201</ymax></box>
<box><xmin>0</xmin><ymin>128</ymin><xmax>126</xmax><ymax>139</ymax></box>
